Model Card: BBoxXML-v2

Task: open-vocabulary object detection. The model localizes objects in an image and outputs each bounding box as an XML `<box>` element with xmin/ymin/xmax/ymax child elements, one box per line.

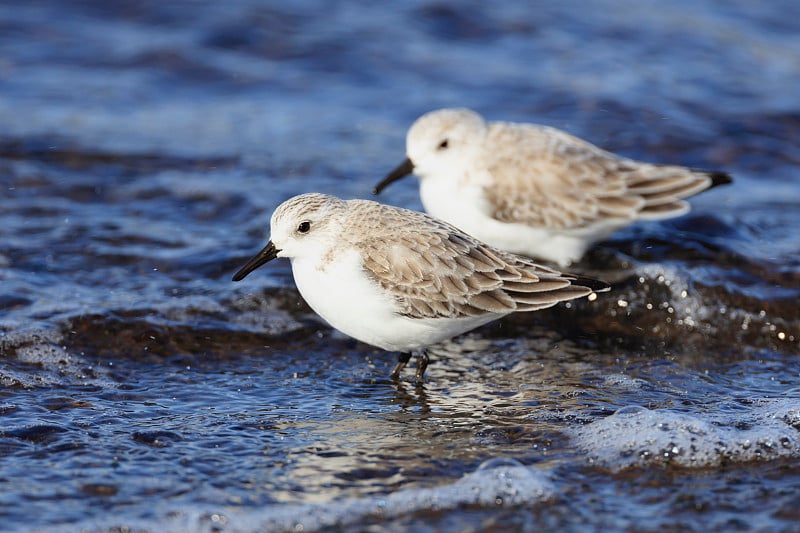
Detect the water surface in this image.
<box><xmin>1</xmin><ymin>1</ymin><xmax>799</xmax><ymax>531</ymax></box>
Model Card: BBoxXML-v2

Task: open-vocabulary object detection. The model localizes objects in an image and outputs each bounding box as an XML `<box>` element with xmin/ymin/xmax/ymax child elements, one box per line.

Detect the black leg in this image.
<box><xmin>413</xmin><ymin>350</ymin><xmax>430</xmax><ymax>385</ymax></box>
<box><xmin>390</xmin><ymin>352</ymin><xmax>412</xmax><ymax>379</ymax></box>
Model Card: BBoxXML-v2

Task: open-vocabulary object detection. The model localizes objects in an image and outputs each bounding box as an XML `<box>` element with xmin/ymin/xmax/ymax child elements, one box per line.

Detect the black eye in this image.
<box><xmin>297</xmin><ymin>221</ymin><xmax>311</xmax><ymax>234</ymax></box>
<box><xmin>437</xmin><ymin>139</ymin><xmax>449</xmax><ymax>150</ymax></box>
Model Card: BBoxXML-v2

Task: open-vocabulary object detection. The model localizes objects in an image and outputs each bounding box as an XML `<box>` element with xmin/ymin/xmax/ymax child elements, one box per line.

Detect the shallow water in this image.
<box><xmin>1</xmin><ymin>1</ymin><xmax>799</xmax><ymax>531</ymax></box>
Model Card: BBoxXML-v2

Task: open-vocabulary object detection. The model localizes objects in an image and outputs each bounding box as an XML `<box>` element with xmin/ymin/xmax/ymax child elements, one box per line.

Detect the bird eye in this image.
<box><xmin>437</xmin><ymin>139</ymin><xmax>449</xmax><ymax>150</ymax></box>
<box><xmin>297</xmin><ymin>221</ymin><xmax>311</xmax><ymax>234</ymax></box>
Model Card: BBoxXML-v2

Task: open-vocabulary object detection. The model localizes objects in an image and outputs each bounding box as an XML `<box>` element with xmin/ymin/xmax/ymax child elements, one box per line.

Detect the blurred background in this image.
<box><xmin>1</xmin><ymin>1</ymin><xmax>799</xmax><ymax>531</ymax></box>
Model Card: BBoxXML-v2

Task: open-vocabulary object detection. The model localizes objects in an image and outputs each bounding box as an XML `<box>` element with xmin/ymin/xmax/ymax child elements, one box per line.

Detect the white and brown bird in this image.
<box><xmin>374</xmin><ymin>108</ymin><xmax>731</xmax><ymax>266</ymax></box>
<box><xmin>233</xmin><ymin>193</ymin><xmax>608</xmax><ymax>383</ymax></box>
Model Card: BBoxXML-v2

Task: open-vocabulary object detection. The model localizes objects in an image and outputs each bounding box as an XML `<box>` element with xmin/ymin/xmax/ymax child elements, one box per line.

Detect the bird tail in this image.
<box><xmin>571</xmin><ymin>275</ymin><xmax>611</xmax><ymax>293</ymax></box>
<box><xmin>695</xmin><ymin>169</ymin><xmax>733</xmax><ymax>189</ymax></box>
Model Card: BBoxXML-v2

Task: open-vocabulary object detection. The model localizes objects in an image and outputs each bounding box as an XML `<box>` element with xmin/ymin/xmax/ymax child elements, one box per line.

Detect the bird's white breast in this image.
<box><xmin>418</xmin><ymin>168</ymin><xmax>614</xmax><ymax>267</ymax></box>
<box><xmin>290</xmin><ymin>247</ymin><xmax>503</xmax><ymax>352</ymax></box>
<box><xmin>418</xmin><ymin>170</ymin><xmax>490</xmax><ymax>237</ymax></box>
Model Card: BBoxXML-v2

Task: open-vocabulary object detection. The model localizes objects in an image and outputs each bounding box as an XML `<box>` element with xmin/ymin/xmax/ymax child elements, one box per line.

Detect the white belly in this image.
<box><xmin>419</xmin><ymin>176</ymin><xmax>607</xmax><ymax>267</ymax></box>
<box><xmin>290</xmin><ymin>249</ymin><xmax>504</xmax><ymax>352</ymax></box>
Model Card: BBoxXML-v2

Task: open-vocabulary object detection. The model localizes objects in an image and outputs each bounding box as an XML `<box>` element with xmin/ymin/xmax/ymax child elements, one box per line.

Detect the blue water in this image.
<box><xmin>1</xmin><ymin>1</ymin><xmax>799</xmax><ymax>531</ymax></box>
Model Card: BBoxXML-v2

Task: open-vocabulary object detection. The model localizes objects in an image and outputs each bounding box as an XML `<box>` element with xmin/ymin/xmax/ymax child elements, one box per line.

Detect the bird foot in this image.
<box><xmin>390</xmin><ymin>352</ymin><xmax>412</xmax><ymax>379</ymax></box>
<box><xmin>390</xmin><ymin>350</ymin><xmax>430</xmax><ymax>385</ymax></box>
<box><xmin>413</xmin><ymin>350</ymin><xmax>430</xmax><ymax>386</ymax></box>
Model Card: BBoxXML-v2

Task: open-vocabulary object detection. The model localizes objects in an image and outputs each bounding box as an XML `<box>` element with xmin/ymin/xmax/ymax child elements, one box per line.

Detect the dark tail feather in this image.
<box><xmin>571</xmin><ymin>275</ymin><xmax>611</xmax><ymax>293</ymax></box>
<box><xmin>694</xmin><ymin>169</ymin><xmax>733</xmax><ymax>189</ymax></box>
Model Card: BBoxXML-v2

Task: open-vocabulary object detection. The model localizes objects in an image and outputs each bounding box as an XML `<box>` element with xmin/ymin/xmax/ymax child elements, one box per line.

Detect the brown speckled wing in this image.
<box><xmin>483</xmin><ymin>123</ymin><xmax>717</xmax><ymax>229</ymax></box>
<box><xmin>350</xmin><ymin>200</ymin><xmax>597</xmax><ymax>320</ymax></box>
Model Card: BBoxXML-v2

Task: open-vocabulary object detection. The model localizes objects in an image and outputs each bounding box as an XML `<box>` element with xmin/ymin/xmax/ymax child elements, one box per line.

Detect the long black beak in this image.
<box><xmin>372</xmin><ymin>157</ymin><xmax>415</xmax><ymax>195</ymax></box>
<box><xmin>232</xmin><ymin>241</ymin><xmax>280</xmax><ymax>281</ymax></box>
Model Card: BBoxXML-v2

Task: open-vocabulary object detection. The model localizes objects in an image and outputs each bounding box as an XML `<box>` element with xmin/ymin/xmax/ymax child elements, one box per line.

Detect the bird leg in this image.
<box><xmin>390</xmin><ymin>352</ymin><xmax>412</xmax><ymax>379</ymax></box>
<box><xmin>413</xmin><ymin>350</ymin><xmax>430</xmax><ymax>385</ymax></box>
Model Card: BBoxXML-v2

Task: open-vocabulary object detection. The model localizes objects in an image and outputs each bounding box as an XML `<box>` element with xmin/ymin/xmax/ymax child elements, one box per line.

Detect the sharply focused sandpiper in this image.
<box><xmin>232</xmin><ymin>193</ymin><xmax>608</xmax><ymax>383</ymax></box>
<box><xmin>374</xmin><ymin>108</ymin><xmax>732</xmax><ymax>266</ymax></box>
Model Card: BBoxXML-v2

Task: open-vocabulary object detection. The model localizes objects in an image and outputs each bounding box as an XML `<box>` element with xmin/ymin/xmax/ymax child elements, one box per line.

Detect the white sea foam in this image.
<box><xmin>0</xmin><ymin>327</ymin><xmax>63</xmax><ymax>350</ymax></box>
<box><xmin>0</xmin><ymin>327</ymin><xmax>114</xmax><ymax>388</ymax></box>
<box><xmin>630</xmin><ymin>262</ymin><xmax>714</xmax><ymax>326</ymax></box>
<box><xmin>83</xmin><ymin>458</ymin><xmax>554</xmax><ymax>533</ymax></box>
<box><xmin>602</xmin><ymin>373</ymin><xmax>648</xmax><ymax>390</ymax></box>
<box><xmin>569</xmin><ymin>395</ymin><xmax>800</xmax><ymax>469</ymax></box>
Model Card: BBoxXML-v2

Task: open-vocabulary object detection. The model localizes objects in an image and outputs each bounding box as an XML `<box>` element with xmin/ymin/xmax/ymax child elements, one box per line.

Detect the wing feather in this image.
<box><xmin>349</xmin><ymin>200</ymin><xmax>603</xmax><ymax>320</ymax></box>
<box><xmin>482</xmin><ymin>122</ymin><xmax>723</xmax><ymax>230</ymax></box>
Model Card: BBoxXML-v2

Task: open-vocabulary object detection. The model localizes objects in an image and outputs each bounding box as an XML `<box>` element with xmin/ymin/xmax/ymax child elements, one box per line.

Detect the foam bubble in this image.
<box><xmin>0</xmin><ymin>327</ymin><xmax>63</xmax><ymax>352</ymax></box>
<box><xmin>602</xmin><ymin>373</ymin><xmax>648</xmax><ymax>390</ymax></box>
<box><xmin>236</xmin><ymin>458</ymin><xmax>553</xmax><ymax>532</ymax></box>
<box><xmin>633</xmin><ymin>263</ymin><xmax>712</xmax><ymax>324</ymax></box>
<box><xmin>14</xmin><ymin>343</ymin><xmax>71</xmax><ymax>366</ymax></box>
<box><xmin>91</xmin><ymin>458</ymin><xmax>555</xmax><ymax>532</ymax></box>
<box><xmin>0</xmin><ymin>328</ymin><xmax>68</xmax><ymax>387</ymax></box>
<box><xmin>0</xmin><ymin>327</ymin><xmax>113</xmax><ymax>388</ymax></box>
<box><xmin>570</xmin><ymin>398</ymin><xmax>800</xmax><ymax>469</ymax></box>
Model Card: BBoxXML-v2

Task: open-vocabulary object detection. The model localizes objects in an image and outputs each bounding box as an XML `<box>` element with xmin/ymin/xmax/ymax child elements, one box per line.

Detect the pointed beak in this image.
<box><xmin>232</xmin><ymin>240</ymin><xmax>280</xmax><ymax>281</ymax></box>
<box><xmin>372</xmin><ymin>157</ymin><xmax>415</xmax><ymax>195</ymax></box>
